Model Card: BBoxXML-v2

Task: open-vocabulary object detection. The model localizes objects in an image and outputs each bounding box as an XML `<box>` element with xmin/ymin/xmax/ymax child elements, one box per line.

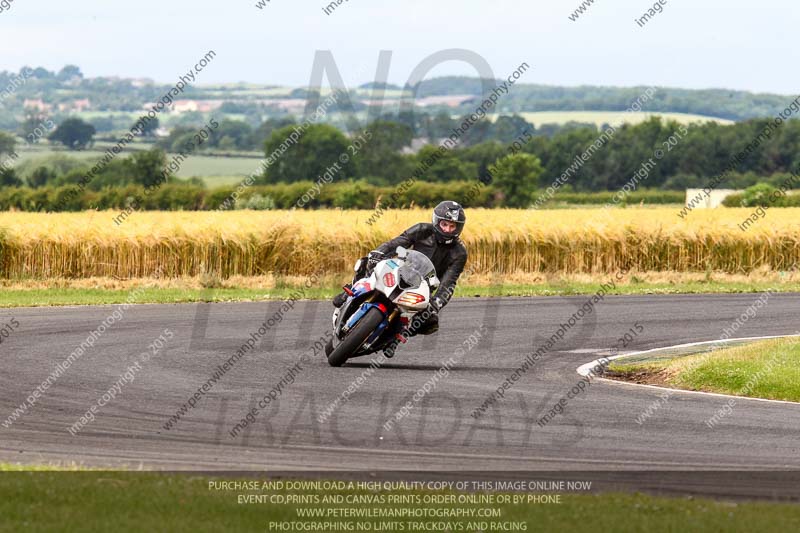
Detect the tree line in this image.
<box><xmin>417</xmin><ymin>77</ymin><xmax>794</xmax><ymax>121</ymax></box>
<box><xmin>2</xmin><ymin>67</ymin><xmax>795</xmax><ymax>124</ymax></box>
<box><xmin>3</xmin><ymin>115</ymin><xmax>800</xmax><ymax>210</ymax></box>
<box><xmin>256</xmin><ymin>116</ymin><xmax>800</xmax><ymax>193</ymax></box>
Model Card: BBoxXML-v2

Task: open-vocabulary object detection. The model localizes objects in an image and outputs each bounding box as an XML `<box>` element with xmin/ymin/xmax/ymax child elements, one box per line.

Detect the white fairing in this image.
<box><xmin>355</xmin><ymin>260</ymin><xmax>429</xmax><ymax>311</ymax></box>
<box><xmin>332</xmin><ymin>248</ymin><xmax>438</xmax><ymax>331</ymax></box>
<box><xmin>375</xmin><ymin>261</ymin><xmax>430</xmax><ymax>311</ymax></box>
<box><xmin>349</xmin><ymin>251</ymin><xmax>436</xmax><ymax>319</ymax></box>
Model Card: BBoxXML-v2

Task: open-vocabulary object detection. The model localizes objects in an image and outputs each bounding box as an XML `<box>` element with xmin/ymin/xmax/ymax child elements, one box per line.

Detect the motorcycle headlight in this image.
<box><xmin>397</xmin><ymin>293</ymin><xmax>426</xmax><ymax>305</ymax></box>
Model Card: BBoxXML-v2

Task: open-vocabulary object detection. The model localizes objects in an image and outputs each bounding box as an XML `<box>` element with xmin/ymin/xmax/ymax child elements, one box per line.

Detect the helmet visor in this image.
<box><xmin>433</xmin><ymin>214</ymin><xmax>465</xmax><ymax>237</ymax></box>
<box><xmin>437</xmin><ymin>219</ymin><xmax>460</xmax><ymax>235</ymax></box>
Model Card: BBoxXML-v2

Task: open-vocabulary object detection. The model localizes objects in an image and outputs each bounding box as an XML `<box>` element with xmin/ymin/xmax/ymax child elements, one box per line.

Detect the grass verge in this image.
<box><xmin>0</xmin><ymin>468</ymin><xmax>798</xmax><ymax>532</ymax></box>
<box><xmin>608</xmin><ymin>338</ymin><xmax>800</xmax><ymax>401</ymax></box>
<box><xmin>0</xmin><ymin>279</ymin><xmax>799</xmax><ymax>308</ymax></box>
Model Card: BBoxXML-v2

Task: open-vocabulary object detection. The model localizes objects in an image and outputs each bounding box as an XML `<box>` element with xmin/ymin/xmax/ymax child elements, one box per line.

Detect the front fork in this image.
<box><xmin>338</xmin><ymin>294</ymin><xmax>400</xmax><ymax>352</ymax></box>
<box><xmin>362</xmin><ymin>308</ymin><xmax>399</xmax><ymax>351</ymax></box>
<box><xmin>334</xmin><ymin>292</ymin><xmax>378</xmax><ymax>338</ymax></box>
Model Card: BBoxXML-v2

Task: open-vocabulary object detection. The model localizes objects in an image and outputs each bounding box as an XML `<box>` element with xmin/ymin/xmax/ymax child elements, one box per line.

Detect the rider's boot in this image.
<box><xmin>332</xmin><ymin>284</ymin><xmax>352</xmax><ymax>308</ymax></box>
<box><xmin>383</xmin><ymin>338</ymin><xmax>400</xmax><ymax>358</ymax></box>
<box><xmin>383</xmin><ymin>331</ymin><xmax>409</xmax><ymax>358</ymax></box>
<box><xmin>332</xmin><ymin>291</ymin><xmax>348</xmax><ymax>308</ymax></box>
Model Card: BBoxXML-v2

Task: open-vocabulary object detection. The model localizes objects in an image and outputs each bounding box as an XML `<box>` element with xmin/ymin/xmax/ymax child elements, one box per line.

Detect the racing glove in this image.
<box><xmin>427</xmin><ymin>296</ymin><xmax>446</xmax><ymax>316</ymax></box>
<box><xmin>366</xmin><ymin>250</ymin><xmax>386</xmax><ymax>272</ymax></box>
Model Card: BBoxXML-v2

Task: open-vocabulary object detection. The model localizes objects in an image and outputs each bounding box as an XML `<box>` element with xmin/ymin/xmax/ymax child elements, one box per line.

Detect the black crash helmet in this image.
<box><xmin>432</xmin><ymin>201</ymin><xmax>466</xmax><ymax>244</ymax></box>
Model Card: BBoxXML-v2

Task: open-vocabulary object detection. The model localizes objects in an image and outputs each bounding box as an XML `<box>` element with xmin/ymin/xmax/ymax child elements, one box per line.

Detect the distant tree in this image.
<box><xmin>424</xmin><ymin>112</ymin><xmax>457</xmax><ymax>140</ymax></box>
<box><xmin>0</xmin><ymin>131</ymin><xmax>16</xmax><ymax>155</ymax></box>
<box><xmin>262</xmin><ymin>124</ymin><xmax>356</xmax><ymax>183</ymax></box>
<box><xmin>31</xmin><ymin>67</ymin><xmax>54</xmax><ymax>80</ymax></box>
<box><xmin>85</xmin><ymin>149</ymin><xmax>169</xmax><ymax>190</ymax></box>
<box><xmin>251</xmin><ymin>117</ymin><xmax>296</xmax><ymax>148</ymax></box>
<box><xmin>157</xmin><ymin>126</ymin><xmax>194</xmax><ymax>152</ymax></box>
<box><xmin>28</xmin><ymin>166</ymin><xmax>57</xmax><ymax>188</ymax></box>
<box><xmin>366</xmin><ymin>120</ymin><xmax>413</xmax><ymax>151</ymax></box>
<box><xmin>132</xmin><ymin>116</ymin><xmax>159</xmax><ymax>137</ymax></box>
<box><xmin>489</xmin><ymin>153</ymin><xmax>544</xmax><ymax>208</ymax></box>
<box><xmin>20</xmin><ymin>112</ymin><xmax>49</xmax><ymax>142</ymax></box>
<box><xmin>0</xmin><ymin>168</ymin><xmax>22</xmax><ymax>188</ymax></box>
<box><xmin>124</xmin><ymin>149</ymin><xmax>169</xmax><ymax>188</ymax></box>
<box><xmin>355</xmin><ymin>120</ymin><xmax>415</xmax><ymax>183</ymax></box>
<box><xmin>88</xmin><ymin>116</ymin><xmax>114</xmax><ymax>132</ymax></box>
<box><xmin>170</xmin><ymin>111</ymin><xmax>205</xmax><ymax>128</ymax></box>
<box><xmin>738</xmin><ymin>183</ymin><xmax>780</xmax><ymax>207</ymax></box>
<box><xmin>219</xmin><ymin>101</ymin><xmax>249</xmax><ymax>114</ymax></box>
<box><xmin>458</xmin><ymin>142</ymin><xmax>507</xmax><ymax>180</ymax></box>
<box><xmin>458</xmin><ymin>117</ymin><xmax>493</xmax><ymax>147</ymax></box>
<box><xmin>171</xmin><ymin>132</ymin><xmax>197</xmax><ymax>153</ymax></box>
<box><xmin>211</xmin><ymin>119</ymin><xmax>253</xmax><ymax>150</ymax></box>
<box><xmin>393</xmin><ymin>110</ymin><xmax>424</xmax><ymax>137</ymax></box>
<box><xmin>414</xmin><ymin>145</ymin><xmax>477</xmax><ymax>182</ymax></box>
<box><xmin>359</xmin><ymin>82</ymin><xmax>402</xmax><ymax>91</ymax></box>
<box><xmin>14</xmin><ymin>153</ymin><xmax>86</xmax><ymax>184</ymax></box>
<box><xmin>57</xmin><ymin>65</ymin><xmax>83</xmax><ymax>81</ymax></box>
<box><xmin>333</xmin><ymin>180</ymin><xmax>373</xmax><ymax>209</ymax></box>
<box><xmin>48</xmin><ymin>118</ymin><xmax>96</xmax><ymax>150</ymax></box>
<box><xmin>289</xmin><ymin>88</ymin><xmax>319</xmax><ymax>99</ymax></box>
<box><xmin>491</xmin><ymin>115</ymin><xmax>534</xmax><ymax>144</ymax></box>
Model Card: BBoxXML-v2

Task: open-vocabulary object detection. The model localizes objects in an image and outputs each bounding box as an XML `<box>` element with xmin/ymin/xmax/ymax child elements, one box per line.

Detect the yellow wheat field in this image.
<box><xmin>0</xmin><ymin>208</ymin><xmax>799</xmax><ymax>279</ymax></box>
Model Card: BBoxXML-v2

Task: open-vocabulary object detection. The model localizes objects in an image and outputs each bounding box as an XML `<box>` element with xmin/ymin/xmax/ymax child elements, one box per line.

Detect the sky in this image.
<box><xmin>0</xmin><ymin>0</ymin><xmax>796</xmax><ymax>95</ymax></box>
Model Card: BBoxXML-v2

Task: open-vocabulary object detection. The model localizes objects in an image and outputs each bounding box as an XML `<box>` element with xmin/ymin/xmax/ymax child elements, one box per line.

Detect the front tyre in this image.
<box><xmin>327</xmin><ymin>307</ymin><xmax>384</xmax><ymax>367</ymax></box>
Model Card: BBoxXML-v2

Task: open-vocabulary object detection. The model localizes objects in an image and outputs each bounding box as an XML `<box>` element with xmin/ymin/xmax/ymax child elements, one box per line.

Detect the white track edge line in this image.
<box><xmin>577</xmin><ymin>334</ymin><xmax>800</xmax><ymax>406</ymax></box>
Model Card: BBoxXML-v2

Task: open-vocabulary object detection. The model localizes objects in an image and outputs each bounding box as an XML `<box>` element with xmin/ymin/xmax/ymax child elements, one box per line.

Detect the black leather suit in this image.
<box><xmin>371</xmin><ymin>223</ymin><xmax>468</xmax><ymax>335</ymax></box>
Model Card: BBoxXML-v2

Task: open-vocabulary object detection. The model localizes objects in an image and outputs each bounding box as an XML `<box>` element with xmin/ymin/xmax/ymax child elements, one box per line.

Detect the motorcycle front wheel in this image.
<box><xmin>327</xmin><ymin>307</ymin><xmax>384</xmax><ymax>367</ymax></box>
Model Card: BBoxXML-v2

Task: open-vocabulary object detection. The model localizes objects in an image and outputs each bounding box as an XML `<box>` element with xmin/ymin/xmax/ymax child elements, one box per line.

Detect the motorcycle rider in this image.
<box><xmin>333</xmin><ymin>201</ymin><xmax>468</xmax><ymax>356</ymax></box>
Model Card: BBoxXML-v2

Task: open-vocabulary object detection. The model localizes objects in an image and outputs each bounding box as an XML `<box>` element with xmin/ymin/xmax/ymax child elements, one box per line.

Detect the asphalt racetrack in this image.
<box><xmin>2</xmin><ymin>294</ymin><xmax>799</xmax><ymax>498</ymax></box>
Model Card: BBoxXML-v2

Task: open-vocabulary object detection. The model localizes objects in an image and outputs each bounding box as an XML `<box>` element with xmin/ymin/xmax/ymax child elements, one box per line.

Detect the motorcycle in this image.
<box><xmin>326</xmin><ymin>246</ymin><xmax>439</xmax><ymax>367</ymax></box>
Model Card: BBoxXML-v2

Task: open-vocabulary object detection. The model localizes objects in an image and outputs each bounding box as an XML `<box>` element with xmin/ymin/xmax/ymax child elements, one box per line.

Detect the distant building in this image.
<box><xmin>57</xmin><ymin>98</ymin><xmax>91</xmax><ymax>112</ymax></box>
<box><xmin>415</xmin><ymin>95</ymin><xmax>476</xmax><ymax>108</ymax></box>
<box><xmin>196</xmin><ymin>100</ymin><xmax>223</xmax><ymax>113</ymax></box>
<box><xmin>23</xmin><ymin>98</ymin><xmax>51</xmax><ymax>112</ymax></box>
<box><xmin>172</xmin><ymin>100</ymin><xmax>198</xmax><ymax>113</ymax></box>
<box><xmin>684</xmin><ymin>189</ymin><xmax>738</xmax><ymax>208</ymax></box>
<box><xmin>171</xmin><ymin>100</ymin><xmax>223</xmax><ymax>113</ymax></box>
<box><xmin>131</xmin><ymin>78</ymin><xmax>154</xmax><ymax>88</ymax></box>
<box><xmin>263</xmin><ymin>99</ymin><xmax>308</xmax><ymax>113</ymax></box>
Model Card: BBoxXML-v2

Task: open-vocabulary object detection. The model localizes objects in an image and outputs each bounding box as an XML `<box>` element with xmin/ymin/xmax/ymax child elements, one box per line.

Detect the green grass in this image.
<box><xmin>196</xmin><ymin>85</ymin><xmax>298</xmax><ymax>98</ymax></box>
<box><xmin>173</xmin><ymin>154</ymin><xmax>261</xmax><ymax>179</ymax></box>
<box><xmin>610</xmin><ymin>338</ymin><xmax>800</xmax><ymax>401</ymax></box>
<box><xmin>190</xmin><ymin>174</ymin><xmax>252</xmax><ymax>187</ymax></box>
<box><xmin>491</xmin><ymin>111</ymin><xmax>734</xmax><ymax>127</ymax></box>
<box><xmin>0</xmin><ymin>287</ymin><xmax>333</xmax><ymax>308</ymax></box>
<box><xmin>76</xmin><ymin>111</ymin><xmax>141</xmax><ymax>121</ymax></box>
<box><xmin>14</xmin><ymin>146</ymin><xmax>110</xmax><ymax>164</ymax></box>
<box><xmin>13</xmin><ymin>145</ymin><xmax>262</xmax><ymax>179</ymax></box>
<box><xmin>1</xmin><ymin>280</ymin><xmax>800</xmax><ymax>308</ymax></box>
<box><xmin>0</xmin><ymin>469</ymin><xmax>798</xmax><ymax>532</ymax></box>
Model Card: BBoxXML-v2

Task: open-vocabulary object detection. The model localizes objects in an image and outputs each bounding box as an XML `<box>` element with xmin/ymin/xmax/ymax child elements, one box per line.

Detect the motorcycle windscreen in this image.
<box><xmin>397</xmin><ymin>250</ymin><xmax>436</xmax><ymax>290</ymax></box>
